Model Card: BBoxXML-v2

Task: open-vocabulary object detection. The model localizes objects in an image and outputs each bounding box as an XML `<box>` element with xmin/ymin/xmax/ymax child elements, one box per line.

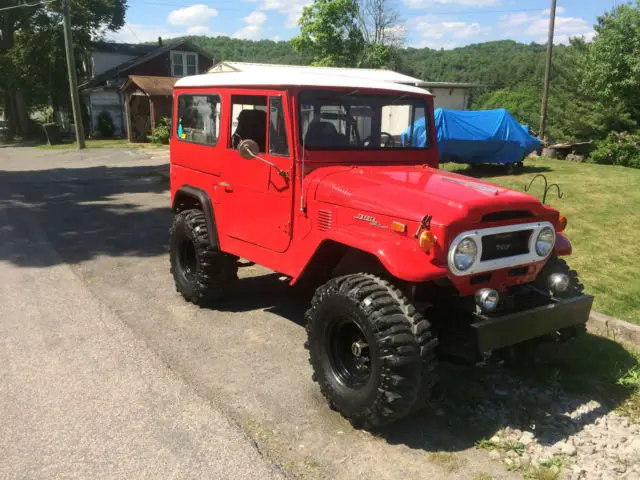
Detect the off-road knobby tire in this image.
<box><xmin>536</xmin><ymin>256</ymin><xmax>587</xmax><ymax>339</ymax></box>
<box><xmin>305</xmin><ymin>273</ymin><xmax>438</xmax><ymax>428</ymax></box>
<box><xmin>504</xmin><ymin>256</ymin><xmax>587</xmax><ymax>366</ymax></box>
<box><xmin>169</xmin><ymin>209</ymin><xmax>238</xmax><ymax>306</ymax></box>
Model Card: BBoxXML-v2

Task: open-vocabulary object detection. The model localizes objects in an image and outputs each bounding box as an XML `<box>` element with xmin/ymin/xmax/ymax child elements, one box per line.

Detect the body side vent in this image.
<box><xmin>317</xmin><ymin>210</ymin><xmax>333</xmax><ymax>231</ymax></box>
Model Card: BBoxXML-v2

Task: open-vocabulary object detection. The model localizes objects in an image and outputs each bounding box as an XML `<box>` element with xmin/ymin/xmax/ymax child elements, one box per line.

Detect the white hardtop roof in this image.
<box><xmin>212</xmin><ymin>61</ymin><xmax>427</xmax><ymax>85</ymax></box>
<box><xmin>175</xmin><ymin>62</ymin><xmax>432</xmax><ymax>96</ymax></box>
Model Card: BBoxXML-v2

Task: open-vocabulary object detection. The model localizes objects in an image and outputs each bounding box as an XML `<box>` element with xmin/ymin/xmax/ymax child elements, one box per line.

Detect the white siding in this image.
<box><xmin>92</xmin><ymin>52</ymin><xmax>136</xmax><ymax>77</ymax></box>
<box><xmin>88</xmin><ymin>90</ymin><xmax>125</xmax><ymax>136</ymax></box>
<box><xmin>430</xmin><ymin>87</ymin><xmax>470</xmax><ymax>110</ymax></box>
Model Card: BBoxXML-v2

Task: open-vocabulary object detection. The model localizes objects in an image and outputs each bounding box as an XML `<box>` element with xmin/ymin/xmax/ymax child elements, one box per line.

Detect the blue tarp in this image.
<box><xmin>402</xmin><ymin>108</ymin><xmax>542</xmax><ymax>165</ymax></box>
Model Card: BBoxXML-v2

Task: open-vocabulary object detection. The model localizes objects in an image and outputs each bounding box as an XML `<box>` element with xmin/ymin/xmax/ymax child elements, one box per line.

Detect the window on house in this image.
<box><xmin>172</xmin><ymin>51</ymin><xmax>198</xmax><ymax>77</ymax></box>
<box><xmin>176</xmin><ymin>94</ymin><xmax>221</xmax><ymax>146</ymax></box>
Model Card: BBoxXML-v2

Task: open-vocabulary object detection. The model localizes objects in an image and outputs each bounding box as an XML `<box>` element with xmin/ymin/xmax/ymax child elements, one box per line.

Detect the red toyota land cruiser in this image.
<box><xmin>168</xmin><ymin>67</ymin><xmax>593</xmax><ymax>428</ymax></box>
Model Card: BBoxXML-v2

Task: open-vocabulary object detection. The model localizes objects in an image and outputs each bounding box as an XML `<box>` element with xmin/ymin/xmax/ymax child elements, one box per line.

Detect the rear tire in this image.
<box><xmin>305</xmin><ymin>274</ymin><xmax>438</xmax><ymax>428</ymax></box>
<box><xmin>169</xmin><ymin>209</ymin><xmax>238</xmax><ymax>306</ymax></box>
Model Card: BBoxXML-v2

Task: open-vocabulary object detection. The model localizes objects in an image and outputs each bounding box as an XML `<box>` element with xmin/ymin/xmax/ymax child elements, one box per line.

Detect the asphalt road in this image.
<box><xmin>0</xmin><ymin>147</ymin><xmax>517</xmax><ymax>479</ymax></box>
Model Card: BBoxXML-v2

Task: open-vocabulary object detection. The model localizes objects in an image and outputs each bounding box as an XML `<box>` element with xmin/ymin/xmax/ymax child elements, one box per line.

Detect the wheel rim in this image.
<box><xmin>327</xmin><ymin>316</ymin><xmax>371</xmax><ymax>389</ymax></box>
<box><xmin>178</xmin><ymin>238</ymin><xmax>198</xmax><ymax>282</ymax></box>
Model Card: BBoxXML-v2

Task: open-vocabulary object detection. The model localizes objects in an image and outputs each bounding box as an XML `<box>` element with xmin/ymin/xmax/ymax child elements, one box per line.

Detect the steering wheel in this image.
<box><xmin>363</xmin><ymin>132</ymin><xmax>396</xmax><ymax>148</ymax></box>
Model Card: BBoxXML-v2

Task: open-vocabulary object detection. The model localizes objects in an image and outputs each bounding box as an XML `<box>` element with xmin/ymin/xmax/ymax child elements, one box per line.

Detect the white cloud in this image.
<box><xmin>234</xmin><ymin>25</ymin><xmax>262</xmax><ymax>40</ymax></box>
<box><xmin>168</xmin><ymin>4</ymin><xmax>218</xmax><ymax>26</ymax></box>
<box><xmin>543</xmin><ymin>6</ymin><xmax>566</xmax><ymax>14</ymax></box>
<box><xmin>404</xmin><ymin>0</ymin><xmax>499</xmax><ymax>7</ymax></box>
<box><xmin>412</xmin><ymin>15</ymin><xmax>490</xmax><ymax>42</ymax></box>
<box><xmin>233</xmin><ymin>10</ymin><xmax>269</xmax><ymax>40</ymax></box>
<box><xmin>106</xmin><ymin>23</ymin><xmax>181</xmax><ymax>43</ymax></box>
<box><xmin>500</xmin><ymin>10</ymin><xmax>594</xmax><ymax>45</ymax></box>
<box><xmin>249</xmin><ymin>0</ymin><xmax>311</xmax><ymax>29</ymax></box>
<box><xmin>525</xmin><ymin>15</ymin><xmax>590</xmax><ymax>36</ymax></box>
<box><xmin>243</xmin><ymin>11</ymin><xmax>267</xmax><ymax>26</ymax></box>
<box><xmin>187</xmin><ymin>25</ymin><xmax>211</xmax><ymax>35</ymax></box>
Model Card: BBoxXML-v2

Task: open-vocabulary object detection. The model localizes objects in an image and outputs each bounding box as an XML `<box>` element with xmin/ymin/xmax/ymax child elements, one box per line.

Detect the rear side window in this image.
<box><xmin>176</xmin><ymin>94</ymin><xmax>221</xmax><ymax>146</ymax></box>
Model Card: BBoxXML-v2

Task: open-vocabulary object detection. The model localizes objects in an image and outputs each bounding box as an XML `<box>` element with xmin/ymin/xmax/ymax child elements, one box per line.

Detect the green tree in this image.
<box><xmin>0</xmin><ymin>0</ymin><xmax>127</xmax><ymax>137</ymax></box>
<box><xmin>582</xmin><ymin>3</ymin><xmax>640</xmax><ymax>121</ymax></box>
<box><xmin>292</xmin><ymin>0</ymin><xmax>364</xmax><ymax>67</ymax></box>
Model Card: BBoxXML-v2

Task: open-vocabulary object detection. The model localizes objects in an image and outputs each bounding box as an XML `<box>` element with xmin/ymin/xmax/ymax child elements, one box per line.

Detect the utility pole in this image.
<box><xmin>62</xmin><ymin>0</ymin><xmax>86</xmax><ymax>149</ymax></box>
<box><xmin>539</xmin><ymin>0</ymin><xmax>557</xmax><ymax>142</ymax></box>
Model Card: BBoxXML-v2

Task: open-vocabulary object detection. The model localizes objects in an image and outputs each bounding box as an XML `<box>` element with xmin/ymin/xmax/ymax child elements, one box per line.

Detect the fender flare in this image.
<box><xmin>172</xmin><ymin>185</ymin><xmax>219</xmax><ymax>247</ymax></box>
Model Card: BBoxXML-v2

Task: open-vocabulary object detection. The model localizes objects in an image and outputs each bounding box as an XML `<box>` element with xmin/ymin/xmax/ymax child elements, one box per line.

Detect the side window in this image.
<box><xmin>176</xmin><ymin>94</ymin><xmax>221</xmax><ymax>146</ymax></box>
<box><xmin>269</xmin><ymin>96</ymin><xmax>289</xmax><ymax>156</ymax></box>
<box><xmin>230</xmin><ymin>95</ymin><xmax>268</xmax><ymax>153</ymax></box>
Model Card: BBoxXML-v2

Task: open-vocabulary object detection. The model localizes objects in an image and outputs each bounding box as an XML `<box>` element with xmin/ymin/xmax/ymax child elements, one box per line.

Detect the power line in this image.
<box><xmin>126</xmin><ymin>24</ymin><xmax>141</xmax><ymax>43</ymax></box>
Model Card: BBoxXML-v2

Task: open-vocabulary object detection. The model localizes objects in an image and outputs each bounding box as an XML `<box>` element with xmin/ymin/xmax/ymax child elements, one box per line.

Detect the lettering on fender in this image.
<box><xmin>354</xmin><ymin>213</ymin><xmax>388</xmax><ymax>229</ymax></box>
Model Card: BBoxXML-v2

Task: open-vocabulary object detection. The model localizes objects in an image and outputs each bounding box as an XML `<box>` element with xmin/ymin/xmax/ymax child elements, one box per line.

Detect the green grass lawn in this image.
<box><xmin>35</xmin><ymin>139</ymin><xmax>168</xmax><ymax>150</ymax></box>
<box><xmin>443</xmin><ymin>158</ymin><xmax>640</xmax><ymax>326</ymax></box>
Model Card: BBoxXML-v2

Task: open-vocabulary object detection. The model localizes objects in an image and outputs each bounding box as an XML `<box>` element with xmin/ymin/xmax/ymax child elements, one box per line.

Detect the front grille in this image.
<box><xmin>481</xmin><ymin>230</ymin><xmax>532</xmax><ymax>261</ymax></box>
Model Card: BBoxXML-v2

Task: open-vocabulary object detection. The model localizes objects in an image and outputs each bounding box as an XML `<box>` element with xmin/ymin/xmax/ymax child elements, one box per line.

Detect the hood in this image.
<box><xmin>313</xmin><ymin>165</ymin><xmax>551</xmax><ymax>225</ymax></box>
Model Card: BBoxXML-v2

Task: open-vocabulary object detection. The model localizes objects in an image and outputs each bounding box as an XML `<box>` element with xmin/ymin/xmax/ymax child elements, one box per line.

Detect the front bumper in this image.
<box><xmin>471</xmin><ymin>294</ymin><xmax>594</xmax><ymax>352</ymax></box>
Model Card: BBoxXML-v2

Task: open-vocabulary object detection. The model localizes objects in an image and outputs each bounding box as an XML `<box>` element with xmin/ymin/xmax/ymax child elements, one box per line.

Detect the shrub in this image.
<box><xmin>96</xmin><ymin>110</ymin><xmax>114</xmax><ymax>138</ymax></box>
<box><xmin>150</xmin><ymin>116</ymin><xmax>171</xmax><ymax>145</ymax></box>
<box><xmin>589</xmin><ymin>132</ymin><xmax>640</xmax><ymax>169</ymax></box>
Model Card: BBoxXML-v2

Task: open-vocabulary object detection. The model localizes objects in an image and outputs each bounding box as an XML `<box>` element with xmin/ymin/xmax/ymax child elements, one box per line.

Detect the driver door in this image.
<box><xmin>216</xmin><ymin>91</ymin><xmax>293</xmax><ymax>253</ymax></box>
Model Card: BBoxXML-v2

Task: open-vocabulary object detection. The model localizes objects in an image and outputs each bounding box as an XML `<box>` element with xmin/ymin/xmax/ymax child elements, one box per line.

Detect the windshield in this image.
<box><xmin>299</xmin><ymin>90</ymin><xmax>429</xmax><ymax>150</ymax></box>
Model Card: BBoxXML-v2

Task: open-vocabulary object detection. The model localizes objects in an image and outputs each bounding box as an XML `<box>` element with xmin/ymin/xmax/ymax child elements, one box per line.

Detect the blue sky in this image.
<box><xmin>109</xmin><ymin>0</ymin><xmax>619</xmax><ymax>49</ymax></box>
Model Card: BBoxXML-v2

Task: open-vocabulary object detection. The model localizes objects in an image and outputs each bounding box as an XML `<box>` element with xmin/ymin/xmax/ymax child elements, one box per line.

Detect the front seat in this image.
<box><xmin>233</xmin><ymin>109</ymin><xmax>267</xmax><ymax>152</ymax></box>
<box><xmin>304</xmin><ymin>121</ymin><xmax>348</xmax><ymax>148</ymax></box>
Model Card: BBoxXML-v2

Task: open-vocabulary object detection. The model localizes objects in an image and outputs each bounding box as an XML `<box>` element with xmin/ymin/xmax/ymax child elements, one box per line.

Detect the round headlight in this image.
<box><xmin>454</xmin><ymin>237</ymin><xmax>478</xmax><ymax>271</ymax></box>
<box><xmin>535</xmin><ymin>226</ymin><xmax>555</xmax><ymax>257</ymax></box>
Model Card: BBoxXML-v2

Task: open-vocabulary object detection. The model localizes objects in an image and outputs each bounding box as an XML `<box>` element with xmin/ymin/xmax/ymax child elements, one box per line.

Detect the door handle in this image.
<box><xmin>219</xmin><ymin>181</ymin><xmax>233</xmax><ymax>192</ymax></box>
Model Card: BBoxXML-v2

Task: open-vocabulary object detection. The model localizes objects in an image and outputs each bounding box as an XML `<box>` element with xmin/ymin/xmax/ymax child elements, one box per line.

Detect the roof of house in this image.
<box><xmin>91</xmin><ymin>41</ymin><xmax>158</xmax><ymax>56</ymax></box>
<box><xmin>122</xmin><ymin>75</ymin><xmax>178</xmax><ymax>96</ymax></box>
<box><xmin>80</xmin><ymin>39</ymin><xmax>214</xmax><ymax>90</ymax></box>
<box><xmin>175</xmin><ymin>69</ymin><xmax>431</xmax><ymax>96</ymax></box>
<box><xmin>420</xmin><ymin>81</ymin><xmax>481</xmax><ymax>89</ymax></box>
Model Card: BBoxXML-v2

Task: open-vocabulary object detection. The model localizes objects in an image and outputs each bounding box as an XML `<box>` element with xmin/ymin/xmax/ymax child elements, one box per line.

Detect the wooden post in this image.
<box><xmin>123</xmin><ymin>92</ymin><xmax>132</xmax><ymax>142</ymax></box>
<box><xmin>62</xmin><ymin>0</ymin><xmax>86</xmax><ymax>149</ymax></box>
<box><xmin>539</xmin><ymin>0</ymin><xmax>557</xmax><ymax>142</ymax></box>
<box><xmin>149</xmin><ymin>96</ymin><xmax>156</xmax><ymax>136</ymax></box>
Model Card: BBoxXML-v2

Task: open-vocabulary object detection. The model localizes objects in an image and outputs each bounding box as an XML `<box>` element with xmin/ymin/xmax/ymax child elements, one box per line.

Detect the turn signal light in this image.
<box><xmin>391</xmin><ymin>221</ymin><xmax>407</xmax><ymax>233</ymax></box>
<box><xmin>419</xmin><ymin>230</ymin><xmax>436</xmax><ymax>252</ymax></box>
<box><xmin>558</xmin><ymin>216</ymin><xmax>567</xmax><ymax>232</ymax></box>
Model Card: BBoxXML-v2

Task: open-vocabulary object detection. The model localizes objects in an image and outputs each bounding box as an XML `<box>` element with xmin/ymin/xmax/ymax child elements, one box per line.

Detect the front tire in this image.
<box><xmin>169</xmin><ymin>209</ymin><xmax>238</xmax><ymax>305</ymax></box>
<box><xmin>535</xmin><ymin>256</ymin><xmax>587</xmax><ymax>339</ymax></box>
<box><xmin>305</xmin><ymin>274</ymin><xmax>438</xmax><ymax>428</ymax></box>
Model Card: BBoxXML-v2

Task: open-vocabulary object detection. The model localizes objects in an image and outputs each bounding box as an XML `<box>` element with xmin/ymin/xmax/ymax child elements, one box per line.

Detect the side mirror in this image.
<box><xmin>236</xmin><ymin>138</ymin><xmax>289</xmax><ymax>180</ymax></box>
<box><xmin>238</xmin><ymin>139</ymin><xmax>259</xmax><ymax>160</ymax></box>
